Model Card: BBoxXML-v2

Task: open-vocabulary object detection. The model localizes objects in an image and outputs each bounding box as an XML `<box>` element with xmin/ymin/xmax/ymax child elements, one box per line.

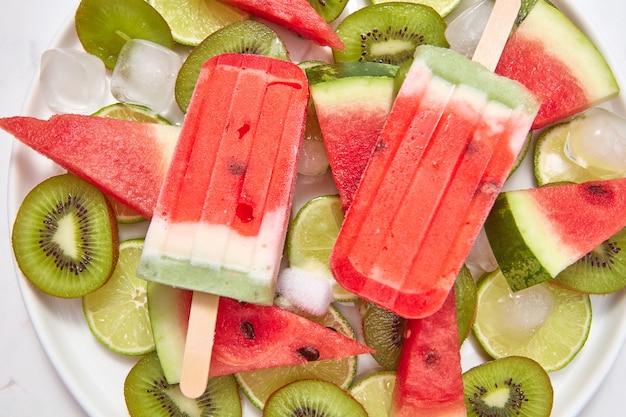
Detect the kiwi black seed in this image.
<box><xmin>333</xmin><ymin>3</ymin><xmax>449</xmax><ymax>66</ymax></box>
<box><xmin>124</xmin><ymin>351</ymin><xmax>242</xmax><ymax>417</ymax></box>
<box><xmin>263</xmin><ymin>379</ymin><xmax>368</xmax><ymax>417</ymax></box>
<box><xmin>75</xmin><ymin>0</ymin><xmax>173</xmax><ymax>70</ymax></box>
<box><xmin>174</xmin><ymin>20</ymin><xmax>290</xmax><ymax>113</ymax></box>
<box><xmin>307</xmin><ymin>0</ymin><xmax>349</xmax><ymax>23</ymax></box>
<box><xmin>11</xmin><ymin>173</ymin><xmax>118</xmax><ymax>298</ymax></box>
<box><xmin>360</xmin><ymin>301</ymin><xmax>407</xmax><ymax>371</ymax></box>
<box><xmin>554</xmin><ymin>226</ymin><xmax>626</xmax><ymax>294</ymax></box>
<box><xmin>463</xmin><ymin>356</ymin><xmax>553</xmax><ymax>417</ymax></box>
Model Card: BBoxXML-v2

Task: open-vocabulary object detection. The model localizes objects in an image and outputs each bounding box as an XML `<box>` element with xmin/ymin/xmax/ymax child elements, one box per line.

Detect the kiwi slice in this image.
<box><xmin>124</xmin><ymin>351</ymin><xmax>242</xmax><ymax>417</ymax></box>
<box><xmin>75</xmin><ymin>0</ymin><xmax>173</xmax><ymax>70</ymax></box>
<box><xmin>554</xmin><ymin>226</ymin><xmax>626</xmax><ymax>294</ymax></box>
<box><xmin>360</xmin><ymin>301</ymin><xmax>406</xmax><ymax>371</ymax></box>
<box><xmin>307</xmin><ymin>0</ymin><xmax>349</xmax><ymax>23</ymax></box>
<box><xmin>174</xmin><ymin>20</ymin><xmax>290</xmax><ymax>112</ymax></box>
<box><xmin>463</xmin><ymin>356</ymin><xmax>553</xmax><ymax>417</ymax></box>
<box><xmin>455</xmin><ymin>264</ymin><xmax>478</xmax><ymax>343</ymax></box>
<box><xmin>264</xmin><ymin>379</ymin><xmax>368</xmax><ymax>417</ymax></box>
<box><xmin>11</xmin><ymin>173</ymin><xmax>118</xmax><ymax>298</ymax></box>
<box><xmin>333</xmin><ymin>3</ymin><xmax>449</xmax><ymax>65</ymax></box>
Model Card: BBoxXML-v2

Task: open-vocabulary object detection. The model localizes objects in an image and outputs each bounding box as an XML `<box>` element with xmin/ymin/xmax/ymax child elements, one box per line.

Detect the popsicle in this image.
<box><xmin>136</xmin><ymin>53</ymin><xmax>308</xmax><ymax>396</ymax></box>
<box><xmin>329</xmin><ymin>1</ymin><xmax>540</xmax><ymax>320</ymax></box>
<box><xmin>137</xmin><ymin>53</ymin><xmax>308</xmax><ymax>304</ymax></box>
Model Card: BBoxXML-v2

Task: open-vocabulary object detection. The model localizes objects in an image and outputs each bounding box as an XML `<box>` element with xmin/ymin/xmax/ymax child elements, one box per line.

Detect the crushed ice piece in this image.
<box><xmin>465</xmin><ymin>228</ymin><xmax>498</xmax><ymax>277</ymax></box>
<box><xmin>276</xmin><ymin>267</ymin><xmax>333</xmax><ymax>316</ymax></box>
<box><xmin>564</xmin><ymin>108</ymin><xmax>626</xmax><ymax>178</ymax></box>
<box><xmin>298</xmin><ymin>137</ymin><xmax>330</xmax><ymax>176</ymax></box>
<box><xmin>110</xmin><ymin>39</ymin><xmax>181</xmax><ymax>114</ymax></box>
<box><xmin>501</xmin><ymin>284</ymin><xmax>554</xmax><ymax>341</ymax></box>
<box><xmin>445</xmin><ymin>0</ymin><xmax>494</xmax><ymax>58</ymax></box>
<box><xmin>39</xmin><ymin>48</ymin><xmax>107</xmax><ymax>114</ymax></box>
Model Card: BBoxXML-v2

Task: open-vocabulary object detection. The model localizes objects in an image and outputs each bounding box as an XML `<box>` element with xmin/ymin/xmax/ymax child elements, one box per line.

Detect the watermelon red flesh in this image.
<box><xmin>148</xmin><ymin>282</ymin><xmax>374</xmax><ymax>382</ymax></box>
<box><xmin>392</xmin><ymin>290</ymin><xmax>466</xmax><ymax>417</ymax></box>
<box><xmin>0</xmin><ymin>115</ymin><xmax>179</xmax><ymax>218</ymax></box>
<box><xmin>216</xmin><ymin>0</ymin><xmax>344</xmax><ymax>50</ymax></box>
<box><xmin>495</xmin><ymin>0</ymin><xmax>619</xmax><ymax>130</ymax></box>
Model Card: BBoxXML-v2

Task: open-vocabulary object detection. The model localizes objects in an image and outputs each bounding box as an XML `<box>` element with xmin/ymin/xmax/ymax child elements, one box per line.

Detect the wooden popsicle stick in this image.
<box><xmin>472</xmin><ymin>0</ymin><xmax>521</xmax><ymax>71</ymax></box>
<box><xmin>179</xmin><ymin>291</ymin><xmax>220</xmax><ymax>398</ymax></box>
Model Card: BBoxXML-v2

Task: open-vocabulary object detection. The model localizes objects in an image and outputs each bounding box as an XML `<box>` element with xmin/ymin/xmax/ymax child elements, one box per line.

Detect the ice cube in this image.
<box><xmin>445</xmin><ymin>0</ymin><xmax>494</xmax><ymax>58</ymax></box>
<box><xmin>110</xmin><ymin>39</ymin><xmax>182</xmax><ymax>114</ymax></box>
<box><xmin>39</xmin><ymin>48</ymin><xmax>107</xmax><ymax>114</ymax></box>
<box><xmin>276</xmin><ymin>267</ymin><xmax>333</xmax><ymax>316</ymax></box>
<box><xmin>564</xmin><ymin>108</ymin><xmax>626</xmax><ymax>178</ymax></box>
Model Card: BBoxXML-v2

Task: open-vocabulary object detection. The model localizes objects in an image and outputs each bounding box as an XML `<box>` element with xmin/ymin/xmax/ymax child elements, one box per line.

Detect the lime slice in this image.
<box><xmin>148</xmin><ymin>0</ymin><xmax>248</xmax><ymax>46</ymax></box>
<box><xmin>349</xmin><ymin>371</ymin><xmax>396</xmax><ymax>417</ymax></box>
<box><xmin>235</xmin><ymin>305</ymin><xmax>359</xmax><ymax>409</ymax></box>
<box><xmin>370</xmin><ymin>0</ymin><xmax>462</xmax><ymax>18</ymax></box>
<box><xmin>93</xmin><ymin>103</ymin><xmax>171</xmax><ymax>223</ymax></box>
<box><xmin>287</xmin><ymin>195</ymin><xmax>356</xmax><ymax>302</ymax></box>
<box><xmin>533</xmin><ymin>121</ymin><xmax>603</xmax><ymax>186</ymax></box>
<box><xmin>83</xmin><ymin>239</ymin><xmax>155</xmax><ymax>355</ymax></box>
<box><xmin>472</xmin><ymin>269</ymin><xmax>591</xmax><ymax>372</ymax></box>
<box><xmin>92</xmin><ymin>102</ymin><xmax>172</xmax><ymax>124</ymax></box>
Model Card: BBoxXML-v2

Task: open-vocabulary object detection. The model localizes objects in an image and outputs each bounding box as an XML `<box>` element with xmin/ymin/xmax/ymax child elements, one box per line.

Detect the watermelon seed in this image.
<box><xmin>296</xmin><ymin>346</ymin><xmax>320</xmax><ymax>361</ymax></box>
<box><xmin>240</xmin><ymin>321</ymin><xmax>256</xmax><ymax>339</ymax></box>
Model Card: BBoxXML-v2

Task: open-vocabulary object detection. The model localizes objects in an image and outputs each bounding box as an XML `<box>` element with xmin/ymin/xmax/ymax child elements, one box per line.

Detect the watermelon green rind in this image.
<box><xmin>484</xmin><ymin>193</ymin><xmax>556</xmax><ymax>292</ymax></box>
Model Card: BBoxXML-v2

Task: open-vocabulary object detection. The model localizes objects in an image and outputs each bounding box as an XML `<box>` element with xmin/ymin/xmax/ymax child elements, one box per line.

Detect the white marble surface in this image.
<box><xmin>1</xmin><ymin>0</ymin><xmax>626</xmax><ymax>416</ymax></box>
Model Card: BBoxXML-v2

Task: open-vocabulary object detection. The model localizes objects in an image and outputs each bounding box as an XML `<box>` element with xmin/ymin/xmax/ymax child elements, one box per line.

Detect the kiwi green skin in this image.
<box><xmin>333</xmin><ymin>3</ymin><xmax>449</xmax><ymax>65</ymax></box>
<box><xmin>554</xmin><ymin>226</ymin><xmax>626</xmax><ymax>294</ymax></box>
<box><xmin>174</xmin><ymin>20</ymin><xmax>290</xmax><ymax>113</ymax></box>
<box><xmin>305</xmin><ymin>62</ymin><xmax>399</xmax><ymax>85</ymax></box>
<box><xmin>124</xmin><ymin>352</ymin><xmax>242</xmax><ymax>417</ymax></box>
<box><xmin>11</xmin><ymin>173</ymin><xmax>119</xmax><ymax>299</ymax></box>
<box><xmin>484</xmin><ymin>193</ymin><xmax>553</xmax><ymax>292</ymax></box>
<box><xmin>306</xmin><ymin>0</ymin><xmax>349</xmax><ymax>23</ymax></box>
<box><xmin>463</xmin><ymin>356</ymin><xmax>553</xmax><ymax>417</ymax></box>
<box><xmin>454</xmin><ymin>264</ymin><xmax>477</xmax><ymax>344</ymax></box>
<box><xmin>263</xmin><ymin>379</ymin><xmax>368</xmax><ymax>417</ymax></box>
<box><xmin>75</xmin><ymin>0</ymin><xmax>173</xmax><ymax>70</ymax></box>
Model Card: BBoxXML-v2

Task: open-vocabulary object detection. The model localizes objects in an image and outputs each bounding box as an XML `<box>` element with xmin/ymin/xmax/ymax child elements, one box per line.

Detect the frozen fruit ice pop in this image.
<box><xmin>330</xmin><ymin>44</ymin><xmax>540</xmax><ymax>319</ymax></box>
<box><xmin>137</xmin><ymin>53</ymin><xmax>309</xmax><ymax>306</ymax></box>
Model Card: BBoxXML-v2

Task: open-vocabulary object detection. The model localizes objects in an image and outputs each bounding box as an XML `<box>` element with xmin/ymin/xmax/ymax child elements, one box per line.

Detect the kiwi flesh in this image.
<box><xmin>263</xmin><ymin>379</ymin><xmax>368</xmax><ymax>417</ymax></box>
<box><xmin>333</xmin><ymin>3</ymin><xmax>449</xmax><ymax>65</ymax></box>
<box><xmin>463</xmin><ymin>356</ymin><xmax>553</xmax><ymax>417</ymax></box>
<box><xmin>75</xmin><ymin>0</ymin><xmax>173</xmax><ymax>70</ymax></box>
<box><xmin>11</xmin><ymin>173</ymin><xmax>118</xmax><ymax>298</ymax></box>
<box><xmin>124</xmin><ymin>351</ymin><xmax>242</xmax><ymax>417</ymax></box>
<box><xmin>360</xmin><ymin>301</ymin><xmax>406</xmax><ymax>371</ymax></box>
<box><xmin>174</xmin><ymin>20</ymin><xmax>290</xmax><ymax>112</ymax></box>
<box><xmin>554</xmin><ymin>226</ymin><xmax>626</xmax><ymax>294</ymax></box>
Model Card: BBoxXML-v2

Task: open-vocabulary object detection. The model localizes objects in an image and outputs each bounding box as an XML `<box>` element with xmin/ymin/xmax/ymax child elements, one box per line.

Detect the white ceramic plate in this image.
<box><xmin>7</xmin><ymin>0</ymin><xmax>626</xmax><ymax>416</ymax></box>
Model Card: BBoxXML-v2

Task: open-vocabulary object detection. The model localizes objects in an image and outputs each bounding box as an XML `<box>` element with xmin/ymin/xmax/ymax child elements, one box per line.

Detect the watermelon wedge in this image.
<box><xmin>330</xmin><ymin>45</ymin><xmax>539</xmax><ymax>319</ymax></box>
<box><xmin>147</xmin><ymin>283</ymin><xmax>373</xmax><ymax>382</ymax></box>
<box><xmin>307</xmin><ymin>62</ymin><xmax>398</xmax><ymax>210</ymax></box>
<box><xmin>485</xmin><ymin>178</ymin><xmax>626</xmax><ymax>291</ymax></box>
<box><xmin>216</xmin><ymin>0</ymin><xmax>345</xmax><ymax>50</ymax></box>
<box><xmin>495</xmin><ymin>0</ymin><xmax>619</xmax><ymax>130</ymax></box>
<box><xmin>137</xmin><ymin>53</ymin><xmax>308</xmax><ymax>305</ymax></box>
<box><xmin>0</xmin><ymin>114</ymin><xmax>179</xmax><ymax>218</ymax></box>
<box><xmin>392</xmin><ymin>290</ymin><xmax>465</xmax><ymax>417</ymax></box>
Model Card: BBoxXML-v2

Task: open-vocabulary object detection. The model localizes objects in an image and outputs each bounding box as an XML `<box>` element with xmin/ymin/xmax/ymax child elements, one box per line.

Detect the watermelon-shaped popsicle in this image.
<box><xmin>137</xmin><ymin>53</ymin><xmax>309</xmax><ymax>305</ymax></box>
<box><xmin>330</xmin><ymin>45</ymin><xmax>540</xmax><ymax>319</ymax></box>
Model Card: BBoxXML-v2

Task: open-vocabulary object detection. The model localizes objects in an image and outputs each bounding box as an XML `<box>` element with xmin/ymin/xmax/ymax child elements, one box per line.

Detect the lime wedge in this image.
<box><xmin>235</xmin><ymin>305</ymin><xmax>359</xmax><ymax>409</ymax></box>
<box><xmin>370</xmin><ymin>0</ymin><xmax>462</xmax><ymax>17</ymax></box>
<box><xmin>287</xmin><ymin>195</ymin><xmax>356</xmax><ymax>302</ymax></box>
<box><xmin>83</xmin><ymin>239</ymin><xmax>154</xmax><ymax>355</ymax></box>
<box><xmin>148</xmin><ymin>0</ymin><xmax>248</xmax><ymax>46</ymax></box>
<box><xmin>472</xmin><ymin>269</ymin><xmax>591</xmax><ymax>372</ymax></box>
<box><xmin>349</xmin><ymin>371</ymin><xmax>396</xmax><ymax>417</ymax></box>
